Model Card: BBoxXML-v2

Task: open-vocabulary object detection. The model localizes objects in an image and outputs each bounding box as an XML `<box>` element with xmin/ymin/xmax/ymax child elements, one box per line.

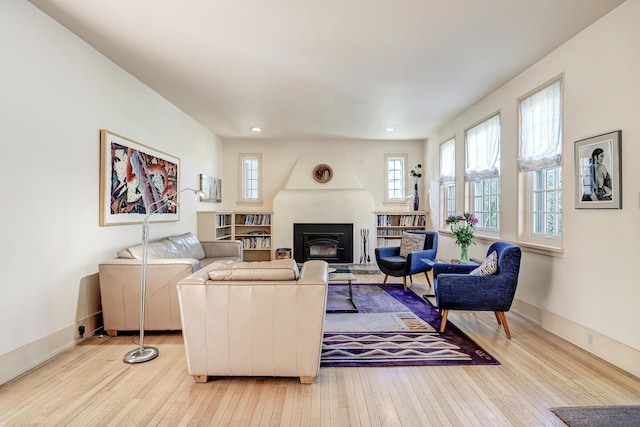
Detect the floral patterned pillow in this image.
<box><xmin>469</xmin><ymin>251</ymin><xmax>498</xmax><ymax>275</ymax></box>
<box><xmin>399</xmin><ymin>232</ymin><xmax>426</xmax><ymax>257</ymax></box>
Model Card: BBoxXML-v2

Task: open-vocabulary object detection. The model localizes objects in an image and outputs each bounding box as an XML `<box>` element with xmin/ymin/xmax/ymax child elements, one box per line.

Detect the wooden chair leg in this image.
<box><xmin>402</xmin><ymin>276</ymin><xmax>408</xmax><ymax>291</ymax></box>
<box><xmin>424</xmin><ymin>271</ymin><xmax>432</xmax><ymax>288</ymax></box>
<box><xmin>497</xmin><ymin>312</ymin><xmax>511</xmax><ymax>339</ymax></box>
<box><xmin>494</xmin><ymin>311</ymin><xmax>502</xmax><ymax>325</ymax></box>
<box><xmin>382</xmin><ymin>274</ymin><xmax>389</xmax><ymax>288</ymax></box>
<box><xmin>299</xmin><ymin>376</ymin><xmax>315</xmax><ymax>384</ymax></box>
<box><xmin>439</xmin><ymin>310</ymin><xmax>449</xmax><ymax>332</ymax></box>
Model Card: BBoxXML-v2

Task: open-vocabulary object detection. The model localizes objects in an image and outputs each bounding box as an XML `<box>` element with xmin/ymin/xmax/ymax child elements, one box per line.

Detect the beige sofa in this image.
<box><xmin>98</xmin><ymin>232</ymin><xmax>242</xmax><ymax>336</ymax></box>
<box><xmin>177</xmin><ymin>259</ymin><xmax>328</xmax><ymax>384</ymax></box>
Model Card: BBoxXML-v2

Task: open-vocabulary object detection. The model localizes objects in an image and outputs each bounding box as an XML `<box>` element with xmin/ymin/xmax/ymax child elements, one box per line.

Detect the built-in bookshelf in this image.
<box><xmin>197</xmin><ymin>211</ymin><xmax>233</xmax><ymax>241</ymax></box>
<box><xmin>234</xmin><ymin>212</ymin><xmax>272</xmax><ymax>261</ymax></box>
<box><xmin>374</xmin><ymin>211</ymin><xmax>428</xmax><ymax>247</ymax></box>
<box><xmin>197</xmin><ymin>211</ymin><xmax>273</xmax><ymax>261</ymax></box>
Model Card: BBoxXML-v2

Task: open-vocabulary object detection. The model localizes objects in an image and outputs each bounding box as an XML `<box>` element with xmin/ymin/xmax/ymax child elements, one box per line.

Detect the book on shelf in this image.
<box><xmin>376</xmin><ymin>214</ymin><xmax>426</xmax><ymax>227</ymax></box>
<box><xmin>241</xmin><ymin>236</ymin><xmax>271</xmax><ymax>249</ymax></box>
<box><xmin>240</xmin><ymin>214</ymin><xmax>271</xmax><ymax>225</ymax></box>
<box><xmin>216</xmin><ymin>215</ymin><xmax>230</xmax><ymax>227</ymax></box>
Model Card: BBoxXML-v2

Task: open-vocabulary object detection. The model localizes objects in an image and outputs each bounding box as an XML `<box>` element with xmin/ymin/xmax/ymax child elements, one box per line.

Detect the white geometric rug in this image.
<box><xmin>324</xmin><ymin>312</ymin><xmax>435</xmax><ymax>333</ymax></box>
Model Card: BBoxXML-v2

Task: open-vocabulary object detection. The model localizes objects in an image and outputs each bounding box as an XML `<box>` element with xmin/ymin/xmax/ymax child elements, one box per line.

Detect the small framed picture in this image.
<box><xmin>199</xmin><ymin>174</ymin><xmax>222</xmax><ymax>203</ymax></box>
<box><xmin>574</xmin><ymin>130</ymin><xmax>621</xmax><ymax>209</ymax></box>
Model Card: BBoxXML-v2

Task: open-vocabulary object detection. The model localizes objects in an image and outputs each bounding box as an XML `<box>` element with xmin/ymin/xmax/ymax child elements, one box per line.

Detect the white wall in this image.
<box><xmin>220</xmin><ymin>139</ymin><xmax>426</xmax><ymax>261</ymax></box>
<box><xmin>220</xmin><ymin>139</ymin><xmax>426</xmax><ymax>212</ymax></box>
<box><xmin>0</xmin><ymin>1</ymin><xmax>222</xmax><ymax>384</ymax></box>
<box><xmin>427</xmin><ymin>0</ymin><xmax>639</xmax><ymax>376</ymax></box>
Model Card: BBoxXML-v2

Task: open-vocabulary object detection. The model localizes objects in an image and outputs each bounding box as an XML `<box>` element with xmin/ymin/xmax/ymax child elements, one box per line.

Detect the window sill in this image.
<box><xmin>237</xmin><ymin>200</ymin><xmax>263</xmax><ymax>206</ymax></box>
<box><xmin>438</xmin><ymin>229</ymin><xmax>564</xmax><ymax>257</ymax></box>
<box><xmin>515</xmin><ymin>241</ymin><xmax>564</xmax><ymax>257</ymax></box>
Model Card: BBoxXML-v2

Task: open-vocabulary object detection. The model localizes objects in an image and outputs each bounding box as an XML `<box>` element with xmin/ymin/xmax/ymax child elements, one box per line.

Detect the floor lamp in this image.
<box><xmin>124</xmin><ymin>187</ymin><xmax>205</xmax><ymax>364</ymax></box>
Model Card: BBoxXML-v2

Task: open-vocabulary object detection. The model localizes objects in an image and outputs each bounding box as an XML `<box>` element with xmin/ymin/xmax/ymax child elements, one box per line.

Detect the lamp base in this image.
<box><xmin>123</xmin><ymin>346</ymin><xmax>159</xmax><ymax>364</ymax></box>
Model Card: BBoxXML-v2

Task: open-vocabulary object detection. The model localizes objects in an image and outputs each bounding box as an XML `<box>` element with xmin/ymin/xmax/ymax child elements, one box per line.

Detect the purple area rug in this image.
<box><xmin>321</xmin><ymin>284</ymin><xmax>499</xmax><ymax>367</ymax></box>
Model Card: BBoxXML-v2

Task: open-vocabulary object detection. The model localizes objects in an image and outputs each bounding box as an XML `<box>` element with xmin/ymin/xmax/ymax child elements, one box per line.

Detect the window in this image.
<box><xmin>385</xmin><ymin>154</ymin><xmax>407</xmax><ymax>203</ymax></box>
<box><xmin>465</xmin><ymin>114</ymin><xmax>501</xmax><ymax>232</ymax></box>
<box><xmin>471</xmin><ymin>177</ymin><xmax>500</xmax><ymax>230</ymax></box>
<box><xmin>239</xmin><ymin>153</ymin><xmax>262</xmax><ymax>203</ymax></box>
<box><xmin>518</xmin><ymin>77</ymin><xmax>562</xmax><ymax>243</ymax></box>
<box><xmin>531</xmin><ymin>167</ymin><xmax>562</xmax><ymax>238</ymax></box>
<box><xmin>439</xmin><ymin>138</ymin><xmax>456</xmax><ymax>225</ymax></box>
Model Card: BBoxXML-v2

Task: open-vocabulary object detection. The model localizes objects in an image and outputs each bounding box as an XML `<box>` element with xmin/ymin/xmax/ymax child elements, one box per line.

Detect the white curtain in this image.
<box><xmin>439</xmin><ymin>138</ymin><xmax>455</xmax><ymax>183</ymax></box>
<box><xmin>465</xmin><ymin>114</ymin><xmax>500</xmax><ymax>180</ymax></box>
<box><xmin>518</xmin><ymin>79</ymin><xmax>562</xmax><ymax>171</ymax></box>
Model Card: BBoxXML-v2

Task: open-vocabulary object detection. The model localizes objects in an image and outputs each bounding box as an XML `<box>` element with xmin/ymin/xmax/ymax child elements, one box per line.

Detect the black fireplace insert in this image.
<box><xmin>293</xmin><ymin>223</ymin><xmax>353</xmax><ymax>264</ymax></box>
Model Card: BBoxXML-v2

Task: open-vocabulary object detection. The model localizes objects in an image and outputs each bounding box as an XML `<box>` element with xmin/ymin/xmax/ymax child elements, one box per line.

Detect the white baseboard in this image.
<box><xmin>512</xmin><ymin>298</ymin><xmax>640</xmax><ymax>379</ymax></box>
<box><xmin>0</xmin><ymin>313</ymin><xmax>101</xmax><ymax>385</ymax></box>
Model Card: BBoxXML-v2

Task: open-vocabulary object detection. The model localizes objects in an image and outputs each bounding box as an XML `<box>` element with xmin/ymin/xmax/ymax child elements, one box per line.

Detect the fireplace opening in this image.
<box><xmin>293</xmin><ymin>223</ymin><xmax>353</xmax><ymax>264</ymax></box>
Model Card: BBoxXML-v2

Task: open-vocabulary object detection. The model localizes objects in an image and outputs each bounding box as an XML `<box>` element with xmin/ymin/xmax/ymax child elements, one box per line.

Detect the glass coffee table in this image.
<box><xmin>327</xmin><ymin>272</ymin><xmax>358</xmax><ymax>313</ymax></box>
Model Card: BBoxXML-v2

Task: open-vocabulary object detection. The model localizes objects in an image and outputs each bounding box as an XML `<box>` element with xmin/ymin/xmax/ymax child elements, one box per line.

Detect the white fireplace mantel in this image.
<box><xmin>273</xmin><ymin>155</ymin><xmax>375</xmax><ymax>262</ymax></box>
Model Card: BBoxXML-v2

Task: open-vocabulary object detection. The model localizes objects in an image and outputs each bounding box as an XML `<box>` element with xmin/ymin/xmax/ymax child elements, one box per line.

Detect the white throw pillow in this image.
<box><xmin>399</xmin><ymin>232</ymin><xmax>426</xmax><ymax>258</ymax></box>
<box><xmin>469</xmin><ymin>251</ymin><xmax>498</xmax><ymax>275</ymax></box>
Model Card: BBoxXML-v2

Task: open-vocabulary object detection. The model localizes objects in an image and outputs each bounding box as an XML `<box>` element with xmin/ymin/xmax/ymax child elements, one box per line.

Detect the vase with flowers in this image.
<box><xmin>445</xmin><ymin>212</ymin><xmax>478</xmax><ymax>263</ymax></box>
<box><xmin>409</xmin><ymin>164</ymin><xmax>422</xmax><ymax>211</ymax></box>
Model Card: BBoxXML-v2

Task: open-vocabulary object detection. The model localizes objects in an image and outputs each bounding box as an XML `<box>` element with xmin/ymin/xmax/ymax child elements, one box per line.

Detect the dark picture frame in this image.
<box><xmin>574</xmin><ymin>130</ymin><xmax>621</xmax><ymax>209</ymax></box>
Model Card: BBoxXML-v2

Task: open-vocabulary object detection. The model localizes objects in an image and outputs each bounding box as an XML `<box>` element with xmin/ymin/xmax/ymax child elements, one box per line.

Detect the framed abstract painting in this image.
<box><xmin>100</xmin><ymin>130</ymin><xmax>180</xmax><ymax>225</ymax></box>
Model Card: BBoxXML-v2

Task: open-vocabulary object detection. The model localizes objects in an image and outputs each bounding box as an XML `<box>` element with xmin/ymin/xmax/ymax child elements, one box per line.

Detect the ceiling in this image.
<box><xmin>30</xmin><ymin>0</ymin><xmax>625</xmax><ymax>141</ymax></box>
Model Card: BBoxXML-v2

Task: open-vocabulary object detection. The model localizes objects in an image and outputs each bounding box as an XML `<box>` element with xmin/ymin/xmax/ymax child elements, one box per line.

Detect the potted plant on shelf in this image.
<box><xmin>445</xmin><ymin>212</ymin><xmax>478</xmax><ymax>263</ymax></box>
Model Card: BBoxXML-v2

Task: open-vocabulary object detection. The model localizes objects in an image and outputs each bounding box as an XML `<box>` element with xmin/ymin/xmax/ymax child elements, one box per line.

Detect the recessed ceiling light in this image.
<box><xmin>251</xmin><ymin>126</ymin><xmax>262</xmax><ymax>132</ymax></box>
<box><xmin>385</xmin><ymin>127</ymin><xmax>395</xmax><ymax>132</ymax></box>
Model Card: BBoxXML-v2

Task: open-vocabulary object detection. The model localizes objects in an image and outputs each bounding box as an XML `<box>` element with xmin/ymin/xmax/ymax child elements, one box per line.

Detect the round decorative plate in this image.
<box><xmin>313</xmin><ymin>164</ymin><xmax>333</xmax><ymax>183</ymax></box>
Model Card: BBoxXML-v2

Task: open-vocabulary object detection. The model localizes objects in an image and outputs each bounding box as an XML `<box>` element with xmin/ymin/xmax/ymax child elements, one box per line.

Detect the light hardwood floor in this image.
<box><xmin>1</xmin><ymin>272</ymin><xmax>639</xmax><ymax>426</ymax></box>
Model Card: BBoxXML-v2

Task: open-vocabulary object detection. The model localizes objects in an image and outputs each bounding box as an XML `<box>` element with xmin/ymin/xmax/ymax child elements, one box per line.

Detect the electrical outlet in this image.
<box><xmin>77</xmin><ymin>323</ymin><xmax>85</xmax><ymax>339</ymax></box>
<box><xmin>587</xmin><ymin>334</ymin><xmax>593</xmax><ymax>345</ymax></box>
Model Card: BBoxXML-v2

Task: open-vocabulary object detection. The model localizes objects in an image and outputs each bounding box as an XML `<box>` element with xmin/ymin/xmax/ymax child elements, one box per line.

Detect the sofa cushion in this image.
<box><xmin>207</xmin><ymin>258</ymin><xmax>300</xmax><ymax>281</ymax></box>
<box><xmin>118</xmin><ymin>239</ymin><xmax>181</xmax><ymax>260</ymax></box>
<box><xmin>399</xmin><ymin>232</ymin><xmax>425</xmax><ymax>257</ymax></box>
<box><xmin>470</xmin><ymin>251</ymin><xmax>498</xmax><ymax>275</ymax></box>
<box><xmin>167</xmin><ymin>232</ymin><xmax>206</xmax><ymax>260</ymax></box>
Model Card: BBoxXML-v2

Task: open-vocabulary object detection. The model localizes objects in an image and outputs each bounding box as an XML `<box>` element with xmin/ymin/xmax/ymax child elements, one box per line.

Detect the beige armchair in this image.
<box><xmin>177</xmin><ymin>259</ymin><xmax>328</xmax><ymax>384</ymax></box>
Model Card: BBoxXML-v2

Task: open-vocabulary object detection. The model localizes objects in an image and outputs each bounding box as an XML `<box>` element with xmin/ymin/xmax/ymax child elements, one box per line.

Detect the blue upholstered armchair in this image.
<box><xmin>375</xmin><ymin>231</ymin><xmax>438</xmax><ymax>291</ymax></box>
<box><xmin>433</xmin><ymin>241</ymin><xmax>522</xmax><ymax>338</ymax></box>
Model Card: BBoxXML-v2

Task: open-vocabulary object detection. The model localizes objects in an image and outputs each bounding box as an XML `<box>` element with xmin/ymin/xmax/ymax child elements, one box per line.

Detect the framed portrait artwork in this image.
<box><xmin>100</xmin><ymin>130</ymin><xmax>180</xmax><ymax>225</ymax></box>
<box><xmin>199</xmin><ymin>174</ymin><xmax>222</xmax><ymax>203</ymax></box>
<box><xmin>574</xmin><ymin>130</ymin><xmax>621</xmax><ymax>209</ymax></box>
